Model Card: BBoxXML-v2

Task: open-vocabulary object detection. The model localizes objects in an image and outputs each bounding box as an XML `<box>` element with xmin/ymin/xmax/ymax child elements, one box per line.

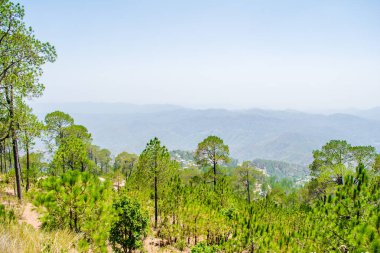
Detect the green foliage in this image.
<box><xmin>308</xmin><ymin>140</ymin><xmax>378</xmax><ymax>200</ymax></box>
<box><xmin>233</xmin><ymin>161</ymin><xmax>266</xmax><ymax>203</ymax></box>
<box><xmin>114</xmin><ymin>151</ymin><xmax>138</xmax><ymax>178</ymax></box>
<box><xmin>109</xmin><ymin>195</ymin><xmax>148</xmax><ymax>253</ymax></box>
<box><xmin>18</xmin><ymin>104</ymin><xmax>44</xmax><ymax>150</ymax></box>
<box><xmin>35</xmin><ymin>171</ymin><xmax>114</xmax><ymax>251</ymax></box>
<box><xmin>310</xmin><ymin>163</ymin><xmax>380</xmax><ymax>251</ymax></box>
<box><xmin>20</xmin><ymin>152</ymin><xmax>45</xmax><ymax>185</ymax></box>
<box><xmin>374</xmin><ymin>154</ymin><xmax>380</xmax><ymax>173</ymax></box>
<box><xmin>50</xmin><ymin>136</ymin><xmax>89</xmax><ymax>174</ymax></box>
<box><xmin>0</xmin><ymin>0</ymin><xmax>57</xmax><ymax>97</ymax></box>
<box><xmin>99</xmin><ymin>149</ymin><xmax>112</xmax><ymax>170</ymax></box>
<box><xmin>62</xmin><ymin>124</ymin><xmax>91</xmax><ymax>141</ymax></box>
<box><xmin>195</xmin><ymin>136</ymin><xmax>230</xmax><ymax>168</ymax></box>
<box><xmin>310</xmin><ymin>140</ymin><xmax>377</xmax><ymax>179</ymax></box>
<box><xmin>195</xmin><ymin>136</ymin><xmax>230</xmax><ymax>188</ymax></box>
<box><xmin>1</xmin><ymin>0</ymin><xmax>56</xmax><ymax>200</ymax></box>
<box><xmin>44</xmin><ymin>111</ymin><xmax>74</xmax><ymax>148</ymax></box>
<box><xmin>135</xmin><ymin>137</ymin><xmax>178</xmax><ymax>228</ymax></box>
<box><xmin>44</xmin><ymin>111</ymin><xmax>96</xmax><ymax>175</ymax></box>
<box><xmin>0</xmin><ymin>204</ymin><xmax>16</xmax><ymax>224</ymax></box>
<box><xmin>191</xmin><ymin>242</ymin><xmax>221</xmax><ymax>253</ymax></box>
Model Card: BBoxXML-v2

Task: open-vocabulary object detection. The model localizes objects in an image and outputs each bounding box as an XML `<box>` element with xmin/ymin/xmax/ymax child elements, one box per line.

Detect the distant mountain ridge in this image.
<box><xmin>32</xmin><ymin>103</ymin><xmax>380</xmax><ymax>165</ymax></box>
<box><xmin>351</xmin><ymin>107</ymin><xmax>380</xmax><ymax>122</ymax></box>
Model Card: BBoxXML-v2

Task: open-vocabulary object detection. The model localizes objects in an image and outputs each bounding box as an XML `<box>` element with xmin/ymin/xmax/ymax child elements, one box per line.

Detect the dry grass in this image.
<box><xmin>0</xmin><ymin>177</ymin><xmax>80</xmax><ymax>253</ymax></box>
<box><xmin>0</xmin><ymin>223</ymin><xmax>80</xmax><ymax>253</ymax></box>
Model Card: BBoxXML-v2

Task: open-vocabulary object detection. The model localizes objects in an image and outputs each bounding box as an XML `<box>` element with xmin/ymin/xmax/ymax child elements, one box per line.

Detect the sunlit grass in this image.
<box><xmin>0</xmin><ymin>223</ymin><xmax>80</xmax><ymax>253</ymax></box>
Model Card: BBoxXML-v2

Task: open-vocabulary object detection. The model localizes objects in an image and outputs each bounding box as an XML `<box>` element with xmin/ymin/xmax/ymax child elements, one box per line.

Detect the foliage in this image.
<box><xmin>20</xmin><ymin>152</ymin><xmax>45</xmax><ymax>187</ymax></box>
<box><xmin>0</xmin><ymin>204</ymin><xmax>16</xmax><ymax>224</ymax></box>
<box><xmin>0</xmin><ymin>0</ymin><xmax>56</xmax><ymax>200</ymax></box>
<box><xmin>233</xmin><ymin>161</ymin><xmax>266</xmax><ymax>203</ymax></box>
<box><xmin>44</xmin><ymin>111</ymin><xmax>74</xmax><ymax>150</ymax></box>
<box><xmin>50</xmin><ymin>136</ymin><xmax>89</xmax><ymax>174</ymax></box>
<box><xmin>195</xmin><ymin>136</ymin><xmax>230</xmax><ymax>188</ymax></box>
<box><xmin>135</xmin><ymin>137</ymin><xmax>177</xmax><ymax>228</ymax></box>
<box><xmin>114</xmin><ymin>151</ymin><xmax>138</xmax><ymax>179</ymax></box>
<box><xmin>35</xmin><ymin>171</ymin><xmax>114</xmax><ymax>251</ymax></box>
<box><xmin>374</xmin><ymin>154</ymin><xmax>380</xmax><ymax>173</ymax></box>
<box><xmin>310</xmin><ymin>163</ymin><xmax>380</xmax><ymax>252</ymax></box>
<box><xmin>191</xmin><ymin>242</ymin><xmax>221</xmax><ymax>253</ymax></box>
<box><xmin>310</xmin><ymin>140</ymin><xmax>377</xmax><ymax>179</ymax></box>
<box><xmin>109</xmin><ymin>195</ymin><xmax>148</xmax><ymax>253</ymax></box>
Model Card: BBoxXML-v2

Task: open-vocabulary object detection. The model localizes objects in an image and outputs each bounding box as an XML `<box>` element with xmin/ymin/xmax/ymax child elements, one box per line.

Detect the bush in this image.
<box><xmin>109</xmin><ymin>195</ymin><xmax>148</xmax><ymax>253</ymax></box>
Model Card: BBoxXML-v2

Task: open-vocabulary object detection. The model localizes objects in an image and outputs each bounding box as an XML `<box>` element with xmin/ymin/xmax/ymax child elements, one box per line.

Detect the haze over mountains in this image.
<box><xmin>32</xmin><ymin>103</ymin><xmax>380</xmax><ymax>165</ymax></box>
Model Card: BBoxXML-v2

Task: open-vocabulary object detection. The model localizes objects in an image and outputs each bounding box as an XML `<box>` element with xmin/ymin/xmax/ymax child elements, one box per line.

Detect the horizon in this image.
<box><xmin>30</xmin><ymin>101</ymin><xmax>380</xmax><ymax>115</ymax></box>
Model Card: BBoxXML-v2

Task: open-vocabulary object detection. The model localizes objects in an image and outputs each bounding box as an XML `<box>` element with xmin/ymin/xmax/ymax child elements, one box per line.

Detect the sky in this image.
<box><xmin>19</xmin><ymin>0</ymin><xmax>380</xmax><ymax>111</ymax></box>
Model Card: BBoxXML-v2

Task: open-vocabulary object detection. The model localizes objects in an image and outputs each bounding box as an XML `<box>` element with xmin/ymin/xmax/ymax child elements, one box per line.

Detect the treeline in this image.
<box><xmin>30</xmin><ymin>135</ymin><xmax>380</xmax><ymax>252</ymax></box>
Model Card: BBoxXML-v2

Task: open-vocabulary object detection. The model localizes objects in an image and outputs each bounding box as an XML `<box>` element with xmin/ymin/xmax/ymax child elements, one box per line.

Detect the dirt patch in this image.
<box><xmin>143</xmin><ymin>236</ymin><xmax>191</xmax><ymax>253</ymax></box>
<box><xmin>20</xmin><ymin>202</ymin><xmax>41</xmax><ymax>229</ymax></box>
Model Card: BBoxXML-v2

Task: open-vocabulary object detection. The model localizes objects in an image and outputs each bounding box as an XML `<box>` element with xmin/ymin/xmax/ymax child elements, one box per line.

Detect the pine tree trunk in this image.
<box><xmin>154</xmin><ymin>173</ymin><xmax>158</xmax><ymax>228</ymax></box>
<box><xmin>3</xmin><ymin>142</ymin><xmax>7</xmax><ymax>173</ymax></box>
<box><xmin>62</xmin><ymin>153</ymin><xmax>65</xmax><ymax>174</ymax></box>
<box><xmin>8</xmin><ymin>144</ymin><xmax>12</xmax><ymax>171</ymax></box>
<box><xmin>250</xmin><ymin>242</ymin><xmax>255</xmax><ymax>253</ymax></box>
<box><xmin>0</xmin><ymin>144</ymin><xmax>3</xmax><ymax>173</ymax></box>
<box><xmin>247</xmin><ymin>171</ymin><xmax>251</xmax><ymax>204</ymax></box>
<box><xmin>6</xmin><ymin>85</ymin><xmax>22</xmax><ymax>200</ymax></box>
<box><xmin>11</xmin><ymin>134</ymin><xmax>22</xmax><ymax>200</ymax></box>
<box><xmin>213</xmin><ymin>161</ymin><xmax>216</xmax><ymax>189</ymax></box>
<box><xmin>26</xmin><ymin>144</ymin><xmax>30</xmax><ymax>192</ymax></box>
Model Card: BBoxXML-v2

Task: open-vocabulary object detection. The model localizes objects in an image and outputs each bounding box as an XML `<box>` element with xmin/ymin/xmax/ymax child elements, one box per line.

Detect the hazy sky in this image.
<box><xmin>19</xmin><ymin>0</ymin><xmax>380</xmax><ymax>110</ymax></box>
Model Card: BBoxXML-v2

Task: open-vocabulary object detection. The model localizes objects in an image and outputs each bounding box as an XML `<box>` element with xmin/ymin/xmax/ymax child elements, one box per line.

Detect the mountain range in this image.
<box><xmin>32</xmin><ymin>103</ymin><xmax>380</xmax><ymax>165</ymax></box>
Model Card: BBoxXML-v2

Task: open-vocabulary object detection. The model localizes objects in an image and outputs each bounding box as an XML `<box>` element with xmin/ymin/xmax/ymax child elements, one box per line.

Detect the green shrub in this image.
<box><xmin>109</xmin><ymin>195</ymin><xmax>148</xmax><ymax>253</ymax></box>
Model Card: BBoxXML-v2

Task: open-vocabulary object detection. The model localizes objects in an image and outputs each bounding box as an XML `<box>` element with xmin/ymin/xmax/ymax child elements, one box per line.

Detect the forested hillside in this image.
<box><xmin>251</xmin><ymin>159</ymin><xmax>308</xmax><ymax>179</ymax></box>
<box><xmin>1</xmin><ymin>1</ymin><xmax>380</xmax><ymax>253</ymax></box>
<box><xmin>170</xmin><ymin>150</ymin><xmax>307</xmax><ymax>179</ymax></box>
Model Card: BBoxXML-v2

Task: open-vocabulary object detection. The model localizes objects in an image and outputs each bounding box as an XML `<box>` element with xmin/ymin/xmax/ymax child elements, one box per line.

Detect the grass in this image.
<box><xmin>0</xmin><ymin>175</ymin><xmax>80</xmax><ymax>253</ymax></box>
<box><xmin>0</xmin><ymin>223</ymin><xmax>80</xmax><ymax>253</ymax></box>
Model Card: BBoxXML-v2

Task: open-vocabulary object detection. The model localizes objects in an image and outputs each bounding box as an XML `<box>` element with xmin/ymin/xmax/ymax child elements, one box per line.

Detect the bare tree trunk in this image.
<box><xmin>213</xmin><ymin>161</ymin><xmax>216</xmax><ymax>189</ymax></box>
<box><xmin>247</xmin><ymin>171</ymin><xmax>251</xmax><ymax>204</ymax></box>
<box><xmin>12</xmin><ymin>135</ymin><xmax>22</xmax><ymax>200</ymax></box>
<box><xmin>0</xmin><ymin>143</ymin><xmax>3</xmax><ymax>173</ymax></box>
<box><xmin>3</xmin><ymin>142</ymin><xmax>7</xmax><ymax>173</ymax></box>
<box><xmin>154</xmin><ymin>173</ymin><xmax>158</xmax><ymax>228</ymax></box>
<box><xmin>250</xmin><ymin>242</ymin><xmax>255</xmax><ymax>253</ymax></box>
<box><xmin>62</xmin><ymin>154</ymin><xmax>65</xmax><ymax>174</ymax></box>
<box><xmin>26</xmin><ymin>144</ymin><xmax>30</xmax><ymax>192</ymax></box>
<box><xmin>6</xmin><ymin>85</ymin><xmax>22</xmax><ymax>200</ymax></box>
<box><xmin>8</xmin><ymin>144</ymin><xmax>12</xmax><ymax>172</ymax></box>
